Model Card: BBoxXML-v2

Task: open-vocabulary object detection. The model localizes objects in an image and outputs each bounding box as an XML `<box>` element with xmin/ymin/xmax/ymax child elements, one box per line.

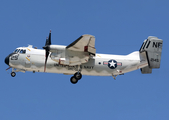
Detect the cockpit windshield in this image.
<box><xmin>14</xmin><ymin>49</ymin><xmax>18</xmax><ymax>53</ymax></box>
<box><xmin>14</xmin><ymin>49</ymin><xmax>26</xmax><ymax>54</ymax></box>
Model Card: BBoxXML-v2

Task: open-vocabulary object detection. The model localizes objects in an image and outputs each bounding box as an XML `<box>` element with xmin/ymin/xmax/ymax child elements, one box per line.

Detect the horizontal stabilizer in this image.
<box><xmin>141</xmin><ymin>66</ymin><xmax>152</xmax><ymax>74</ymax></box>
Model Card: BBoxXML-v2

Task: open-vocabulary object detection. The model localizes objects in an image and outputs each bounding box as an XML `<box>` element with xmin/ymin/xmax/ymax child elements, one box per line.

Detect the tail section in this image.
<box><xmin>139</xmin><ymin>36</ymin><xmax>163</xmax><ymax>74</ymax></box>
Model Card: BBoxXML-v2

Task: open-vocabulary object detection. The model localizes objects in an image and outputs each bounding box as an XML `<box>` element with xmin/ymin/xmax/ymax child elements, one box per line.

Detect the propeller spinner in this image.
<box><xmin>43</xmin><ymin>30</ymin><xmax>51</xmax><ymax>72</ymax></box>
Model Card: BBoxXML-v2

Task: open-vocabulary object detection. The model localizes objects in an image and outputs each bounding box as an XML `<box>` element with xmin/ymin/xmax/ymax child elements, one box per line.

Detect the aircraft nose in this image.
<box><xmin>5</xmin><ymin>53</ymin><xmax>13</xmax><ymax>66</ymax></box>
<box><xmin>5</xmin><ymin>55</ymin><xmax>9</xmax><ymax>65</ymax></box>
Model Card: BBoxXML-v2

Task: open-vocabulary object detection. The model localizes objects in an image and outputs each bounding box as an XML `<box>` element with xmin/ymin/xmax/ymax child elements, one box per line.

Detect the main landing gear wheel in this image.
<box><xmin>74</xmin><ymin>72</ymin><xmax>82</xmax><ymax>80</ymax></box>
<box><xmin>70</xmin><ymin>72</ymin><xmax>82</xmax><ymax>84</ymax></box>
<box><xmin>70</xmin><ymin>76</ymin><xmax>78</xmax><ymax>84</ymax></box>
<box><xmin>11</xmin><ymin>72</ymin><xmax>16</xmax><ymax>77</ymax></box>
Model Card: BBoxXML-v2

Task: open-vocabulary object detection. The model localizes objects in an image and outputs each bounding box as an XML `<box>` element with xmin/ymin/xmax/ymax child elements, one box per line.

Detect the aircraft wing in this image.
<box><xmin>60</xmin><ymin>34</ymin><xmax>96</xmax><ymax>66</ymax></box>
<box><xmin>66</xmin><ymin>34</ymin><xmax>96</xmax><ymax>56</ymax></box>
<box><xmin>50</xmin><ymin>34</ymin><xmax>96</xmax><ymax>66</ymax></box>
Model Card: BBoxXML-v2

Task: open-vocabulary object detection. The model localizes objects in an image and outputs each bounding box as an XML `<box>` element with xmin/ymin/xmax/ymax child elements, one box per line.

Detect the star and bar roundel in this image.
<box><xmin>103</xmin><ymin>59</ymin><xmax>122</xmax><ymax>69</ymax></box>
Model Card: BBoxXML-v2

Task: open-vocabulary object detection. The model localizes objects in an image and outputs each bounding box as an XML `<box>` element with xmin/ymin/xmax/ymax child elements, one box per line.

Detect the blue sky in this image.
<box><xmin>1</xmin><ymin>0</ymin><xmax>169</xmax><ymax>120</ymax></box>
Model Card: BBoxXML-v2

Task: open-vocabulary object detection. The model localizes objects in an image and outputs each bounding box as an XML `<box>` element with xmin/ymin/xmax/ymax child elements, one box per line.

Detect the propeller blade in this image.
<box><xmin>43</xmin><ymin>30</ymin><xmax>52</xmax><ymax>72</ymax></box>
<box><xmin>44</xmin><ymin>50</ymin><xmax>49</xmax><ymax>72</ymax></box>
<box><xmin>45</xmin><ymin>30</ymin><xmax>51</xmax><ymax>46</ymax></box>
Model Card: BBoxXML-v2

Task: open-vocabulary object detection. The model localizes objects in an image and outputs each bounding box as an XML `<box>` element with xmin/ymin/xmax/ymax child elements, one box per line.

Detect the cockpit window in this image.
<box><xmin>20</xmin><ymin>49</ymin><xmax>23</xmax><ymax>53</ymax></box>
<box><xmin>17</xmin><ymin>49</ymin><xmax>21</xmax><ymax>53</ymax></box>
<box><xmin>14</xmin><ymin>49</ymin><xmax>26</xmax><ymax>54</ymax></box>
<box><xmin>23</xmin><ymin>50</ymin><xmax>26</xmax><ymax>53</ymax></box>
<box><xmin>14</xmin><ymin>49</ymin><xmax>18</xmax><ymax>53</ymax></box>
<box><xmin>14</xmin><ymin>49</ymin><xmax>19</xmax><ymax>53</ymax></box>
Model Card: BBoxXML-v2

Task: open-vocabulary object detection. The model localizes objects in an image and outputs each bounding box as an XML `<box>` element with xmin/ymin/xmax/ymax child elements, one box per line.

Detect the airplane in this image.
<box><xmin>4</xmin><ymin>31</ymin><xmax>163</xmax><ymax>84</ymax></box>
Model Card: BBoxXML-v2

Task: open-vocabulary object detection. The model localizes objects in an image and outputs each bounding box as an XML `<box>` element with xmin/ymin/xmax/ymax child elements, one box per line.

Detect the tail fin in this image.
<box><xmin>139</xmin><ymin>36</ymin><xmax>163</xmax><ymax>74</ymax></box>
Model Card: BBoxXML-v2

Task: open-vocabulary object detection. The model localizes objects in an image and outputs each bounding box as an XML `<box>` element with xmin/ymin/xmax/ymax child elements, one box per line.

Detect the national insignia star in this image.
<box><xmin>109</xmin><ymin>60</ymin><xmax>116</xmax><ymax>67</ymax></box>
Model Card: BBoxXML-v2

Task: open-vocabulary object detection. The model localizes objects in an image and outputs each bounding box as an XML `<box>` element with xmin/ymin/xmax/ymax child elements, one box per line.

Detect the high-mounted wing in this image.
<box><xmin>66</xmin><ymin>34</ymin><xmax>96</xmax><ymax>56</ymax></box>
<box><xmin>47</xmin><ymin>33</ymin><xmax>96</xmax><ymax>66</ymax></box>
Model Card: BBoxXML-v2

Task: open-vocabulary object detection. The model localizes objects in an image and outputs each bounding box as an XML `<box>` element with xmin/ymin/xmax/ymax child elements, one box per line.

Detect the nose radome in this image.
<box><xmin>5</xmin><ymin>53</ymin><xmax>15</xmax><ymax>66</ymax></box>
<box><xmin>5</xmin><ymin>55</ymin><xmax>9</xmax><ymax>65</ymax></box>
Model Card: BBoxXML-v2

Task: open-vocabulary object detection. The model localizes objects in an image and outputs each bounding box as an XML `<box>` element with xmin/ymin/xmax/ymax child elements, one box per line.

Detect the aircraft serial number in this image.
<box><xmin>150</xmin><ymin>58</ymin><xmax>159</xmax><ymax>62</ymax></box>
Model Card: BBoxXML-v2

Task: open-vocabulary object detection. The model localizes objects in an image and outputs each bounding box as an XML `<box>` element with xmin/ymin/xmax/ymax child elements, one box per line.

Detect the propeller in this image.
<box><xmin>43</xmin><ymin>30</ymin><xmax>51</xmax><ymax>72</ymax></box>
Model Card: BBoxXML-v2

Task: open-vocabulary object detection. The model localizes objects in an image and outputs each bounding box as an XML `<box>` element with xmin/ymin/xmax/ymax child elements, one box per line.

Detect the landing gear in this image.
<box><xmin>70</xmin><ymin>71</ymin><xmax>82</xmax><ymax>84</ymax></box>
<box><xmin>74</xmin><ymin>72</ymin><xmax>82</xmax><ymax>80</ymax></box>
<box><xmin>11</xmin><ymin>72</ymin><xmax>16</xmax><ymax>77</ymax></box>
<box><xmin>112</xmin><ymin>75</ymin><xmax>117</xmax><ymax>80</ymax></box>
<box><xmin>9</xmin><ymin>68</ymin><xmax>17</xmax><ymax>77</ymax></box>
<box><xmin>70</xmin><ymin>76</ymin><xmax>78</xmax><ymax>84</ymax></box>
<box><xmin>6</xmin><ymin>67</ymin><xmax>16</xmax><ymax>77</ymax></box>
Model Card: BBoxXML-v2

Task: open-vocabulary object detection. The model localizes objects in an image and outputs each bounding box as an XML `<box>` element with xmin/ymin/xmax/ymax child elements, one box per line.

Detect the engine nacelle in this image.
<box><xmin>49</xmin><ymin>45</ymin><xmax>66</xmax><ymax>52</ymax></box>
<box><xmin>49</xmin><ymin>45</ymin><xmax>90</xmax><ymax>66</ymax></box>
<box><xmin>50</xmin><ymin>45</ymin><xmax>66</xmax><ymax>64</ymax></box>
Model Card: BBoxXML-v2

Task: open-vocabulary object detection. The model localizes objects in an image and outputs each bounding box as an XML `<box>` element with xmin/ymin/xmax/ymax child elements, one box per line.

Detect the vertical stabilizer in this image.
<box><xmin>140</xmin><ymin>36</ymin><xmax>163</xmax><ymax>73</ymax></box>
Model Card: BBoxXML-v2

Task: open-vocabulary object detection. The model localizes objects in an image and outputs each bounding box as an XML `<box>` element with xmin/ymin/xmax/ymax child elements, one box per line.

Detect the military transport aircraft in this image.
<box><xmin>5</xmin><ymin>31</ymin><xmax>163</xmax><ymax>84</ymax></box>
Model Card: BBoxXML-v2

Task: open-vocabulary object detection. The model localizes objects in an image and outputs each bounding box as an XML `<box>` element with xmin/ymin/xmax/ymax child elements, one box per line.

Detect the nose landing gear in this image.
<box><xmin>6</xmin><ymin>67</ymin><xmax>17</xmax><ymax>77</ymax></box>
<box><xmin>11</xmin><ymin>72</ymin><xmax>16</xmax><ymax>77</ymax></box>
<box><xmin>11</xmin><ymin>68</ymin><xmax>16</xmax><ymax>77</ymax></box>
